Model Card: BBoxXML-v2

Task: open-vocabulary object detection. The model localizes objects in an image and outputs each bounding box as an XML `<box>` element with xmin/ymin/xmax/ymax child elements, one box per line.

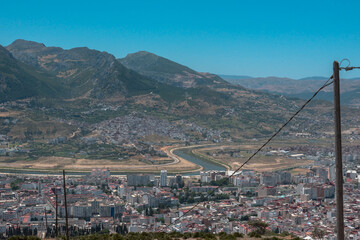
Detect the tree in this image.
<box><xmin>248</xmin><ymin>231</ymin><xmax>261</xmax><ymax>238</ymax></box>
<box><xmin>198</xmin><ymin>179</ymin><xmax>202</xmax><ymax>187</ymax></box>
<box><xmin>15</xmin><ymin>227</ymin><xmax>21</xmax><ymax>236</ymax></box>
<box><xmin>311</xmin><ymin>227</ymin><xmax>326</xmax><ymax>239</ymax></box>
<box><xmin>123</xmin><ymin>224</ymin><xmax>128</xmax><ymax>234</ymax></box>
<box><xmin>240</xmin><ymin>215</ymin><xmax>249</xmax><ymax>221</ymax></box>
<box><xmin>249</xmin><ymin>220</ymin><xmax>269</xmax><ymax>235</ymax></box>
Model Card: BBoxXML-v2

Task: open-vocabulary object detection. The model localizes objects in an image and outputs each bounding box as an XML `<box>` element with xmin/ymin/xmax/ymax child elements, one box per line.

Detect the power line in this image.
<box><xmin>340</xmin><ymin>66</ymin><xmax>360</xmax><ymax>71</ymax></box>
<box><xmin>161</xmin><ymin>75</ymin><xmax>334</xmax><ymax>232</ymax></box>
<box><xmin>339</xmin><ymin>58</ymin><xmax>360</xmax><ymax>71</ymax></box>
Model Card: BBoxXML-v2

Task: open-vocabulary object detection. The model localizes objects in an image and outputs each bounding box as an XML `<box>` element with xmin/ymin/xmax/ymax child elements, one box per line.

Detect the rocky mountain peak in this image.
<box><xmin>7</xmin><ymin>39</ymin><xmax>47</xmax><ymax>51</ymax></box>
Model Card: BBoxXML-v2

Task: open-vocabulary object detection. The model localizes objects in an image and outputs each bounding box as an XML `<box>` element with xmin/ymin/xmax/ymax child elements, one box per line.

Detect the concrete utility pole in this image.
<box><xmin>333</xmin><ymin>61</ymin><xmax>344</xmax><ymax>240</ymax></box>
<box><xmin>63</xmin><ymin>170</ymin><xmax>70</xmax><ymax>240</ymax></box>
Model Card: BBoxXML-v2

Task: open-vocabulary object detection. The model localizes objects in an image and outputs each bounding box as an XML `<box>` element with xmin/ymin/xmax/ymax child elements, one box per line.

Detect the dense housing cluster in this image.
<box><xmin>0</xmin><ymin>160</ymin><xmax>359</xmax><ymax>239</ymax></box>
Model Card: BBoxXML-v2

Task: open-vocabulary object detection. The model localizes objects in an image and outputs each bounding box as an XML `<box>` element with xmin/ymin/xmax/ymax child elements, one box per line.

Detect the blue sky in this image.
<box><xmin>1</xmin><ymin>0</ymin><xmax>360</xmax><ymax>79</ymax></box>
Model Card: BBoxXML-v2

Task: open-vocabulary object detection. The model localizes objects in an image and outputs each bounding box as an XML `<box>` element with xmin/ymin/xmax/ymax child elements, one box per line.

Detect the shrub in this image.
<box><xmin>248</xmin><ymin>231</ymin><xmax>262</xmax><ymax>238</ymax></box>
<box><xmin>8</xmin><ymin>237</ymin><xmax>41</xmax><ymax>240</ymax></box>
<box><xmin>233</xmin><ymin>232</ymin><xmax>244</xmax><ymax>238</ymax></box>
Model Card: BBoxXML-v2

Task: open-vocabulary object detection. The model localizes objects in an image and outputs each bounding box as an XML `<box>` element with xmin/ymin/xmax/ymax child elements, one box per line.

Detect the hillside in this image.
<box><xmin>1</xmin><ymin>39</ymin><xmax>360</xmax><ymax>172</ymax></box>
<box><xmin>0</xmin><ymin>45</ymin><xmax>67</xmax><ymax>102</ymax></box>
<box><xmin>3</xmin><ymin>40</ymin><xmax>359</xmax><ymax>138</ymax></box>
<box><xmin>6</xmin><ymin>40</ymin><xmax>182</xmax><ymax>100</ymax></box>
<box><xmin>119</xmin><ymin>51</ymin><xmax>228</xmax><ymax>88</ymax></box>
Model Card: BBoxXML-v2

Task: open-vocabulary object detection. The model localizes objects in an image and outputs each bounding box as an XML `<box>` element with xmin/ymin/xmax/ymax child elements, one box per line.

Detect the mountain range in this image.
<box><xmin>5</xmin><ymin>39</ymin><xmax>178</xmax><ymax>99</ymax></box>
<box><xmin>0</xmin><ymin>39</ymin><xmax>358</xmax><ymax>142</ymax></box>
<box><xmin>221</xmin><ymin>75</ymin><xmax>360</xmax><ymax>108</ymax></box>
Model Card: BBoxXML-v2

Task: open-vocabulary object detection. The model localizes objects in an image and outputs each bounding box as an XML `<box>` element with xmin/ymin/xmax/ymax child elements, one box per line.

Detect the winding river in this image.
<box><xmin>173</xmin><ymin>149</ymin><xmax>226</xmax><ymax>175</ymax></box>
<box><xmin>0</xmin><ymin>147</ymin><xmax>226</xmax><ymax>176</ymax></box>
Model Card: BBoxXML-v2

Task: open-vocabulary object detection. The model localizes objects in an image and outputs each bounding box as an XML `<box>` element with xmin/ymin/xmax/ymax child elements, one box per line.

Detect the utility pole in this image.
<box><xmin>55</xmin><ymin>194</ymin><xmax>58</xmax><ymax>237</ymax></box>
<box><xmin>333</xmin><ymin>61</ymin><xmax>344</xmax><ymax>240</ymax></box>
<box><xmin>44</xmin><ymin>208</ymin><xmax>48</xmax><ymax>231</ymax></box>
<box><xmin>63</xmin><ymin>170</ymin><xmax>70</xmax><ymax>240</ymax></box>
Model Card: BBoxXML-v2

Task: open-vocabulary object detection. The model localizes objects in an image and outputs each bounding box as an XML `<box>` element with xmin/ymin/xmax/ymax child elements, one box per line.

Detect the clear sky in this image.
<box><xmin>1</xmin><ymin>0</ymin><xmax>360</xmax><ymax>79</ymax></box>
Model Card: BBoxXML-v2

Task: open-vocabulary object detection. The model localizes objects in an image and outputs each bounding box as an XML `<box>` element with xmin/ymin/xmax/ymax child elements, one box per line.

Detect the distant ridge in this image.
<box><xmin>218</xmin><ymin>74</ymin><xmax>253</xmax><ymax>80</ymax></box>
<box><xmin>119</xmin><ymin>51</ymin><xmax>228</xmax><ymax>88</ymax></box>
<box><xmin>224</xmin><ymin>74</ymin><xmax>360</xmax><ymax>108</ymax></box>
<box><xmin>298</xmin><ymin>76</ymin><xmax>328</xmax><ymax>81</ymax></box>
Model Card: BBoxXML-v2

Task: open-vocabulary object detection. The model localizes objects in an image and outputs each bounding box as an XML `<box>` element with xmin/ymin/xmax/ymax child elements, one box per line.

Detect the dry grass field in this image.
<box><xmin>3</xmin><ymin>136</ymin><xmax>354</xmax><ymax>174</ymax></box>
<box><xmin>0</xmin><ymin>145</ymin><xmax>202</xmax><ymax>173</ymax></box>
<box><xmin>193</xmin><ymin>142</ymin><xmax>314</xmax><ymax>172</ymax></box>
<box><xmin>289</xmin><ymin>167</ymin><xmax>312</xmax><ymax>175</ymax></box>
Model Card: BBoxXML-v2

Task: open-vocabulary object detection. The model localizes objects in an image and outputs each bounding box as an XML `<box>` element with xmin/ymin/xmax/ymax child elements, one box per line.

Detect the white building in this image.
<box><xmin>329</xmin><ymin>165</ymin><xmax>335</xmax><ymax>182</ymax></box>
<box><xmin>71</xmin><ymin>203</ymin><xmax>92</xmax><ymax>218</ymax></box>
<box><xmin>160</xmin><ymin>170</ymin><xmax>167</xmax><ymax>187</ymax></box>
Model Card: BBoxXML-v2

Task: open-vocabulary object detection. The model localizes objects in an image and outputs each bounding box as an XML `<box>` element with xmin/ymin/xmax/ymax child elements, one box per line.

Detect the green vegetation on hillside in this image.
<box><xmin>0</xmin><ymin>46</ymin><xmax>68</xmax><ymax>102</ymax></box>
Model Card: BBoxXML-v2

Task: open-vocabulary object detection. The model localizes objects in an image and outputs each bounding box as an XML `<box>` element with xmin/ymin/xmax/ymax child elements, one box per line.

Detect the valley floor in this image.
<box><xmin>0</xmin><ymin>139</ymin><xmax>322</xmax><ymax>174</ymax></box>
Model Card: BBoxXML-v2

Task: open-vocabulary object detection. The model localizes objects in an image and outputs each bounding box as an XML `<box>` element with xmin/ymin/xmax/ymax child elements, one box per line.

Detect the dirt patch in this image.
<box><xmin>0</xmin><ymin>111</ymin><xmax>20</xmax><ymax>117</ymax></box>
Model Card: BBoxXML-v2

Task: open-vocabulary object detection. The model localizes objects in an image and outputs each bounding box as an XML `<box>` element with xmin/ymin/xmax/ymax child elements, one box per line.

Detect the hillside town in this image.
<box><xmin>0</xmin><ymin>157</ymin><xmax>359</xmax><ymax>239</ymax></box>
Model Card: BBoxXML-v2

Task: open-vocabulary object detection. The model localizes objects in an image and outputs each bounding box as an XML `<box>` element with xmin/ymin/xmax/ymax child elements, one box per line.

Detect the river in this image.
<box><xmin>0</xmin><ymin>148</ymin><xmax>226</xmax><ymax>176</ymax></box>
<box><xmin>173</xmin><ymin>148</ymin><xmax>226</xmax><ymax>175</ymax></box>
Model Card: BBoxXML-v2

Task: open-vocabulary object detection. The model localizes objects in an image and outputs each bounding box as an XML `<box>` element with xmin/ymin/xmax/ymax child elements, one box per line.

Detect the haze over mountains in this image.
<box><xmin>221</xmin><ymin>75</ymin><xmax>360</xmax><ymax>108</ymax></box>
<box><xmin>0</xmin><ymin>39</ymin><xmax>359</xmax><ymax>142</ymax></box>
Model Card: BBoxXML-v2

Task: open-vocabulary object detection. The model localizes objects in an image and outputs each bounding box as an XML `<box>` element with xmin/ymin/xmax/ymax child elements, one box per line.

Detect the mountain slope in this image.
<box><xmin>5</xmin><ymin>40</ymin><xmax>234</xmax><ymax>106</ymax></box>
<box><xmin>3</xmin><ymin>39</ymin><xmax>359</xmax><ymax>140</ymax></box>
<box><xmin>0</xmin><ymin>45</ymin><xmax>68</xmax><ymax>102</ymax></box>
<box><xmin>119</xmin><ymin>51</ymin><xmax>227</xmax><ymax>88</ymax></box>
<box><xmin>6</xmin><ymin>40</ymin><xmax>173</xmax><ymax>99</ymax></box>
<box><xmin>2</xmin><ymin>39</ymin><xmax>360</xmax><ymax>172</ymax></box>
<box><xmin>117</xmin><ymin>51</ymin><xmax>359</xmax><ymax>136</ymax></box>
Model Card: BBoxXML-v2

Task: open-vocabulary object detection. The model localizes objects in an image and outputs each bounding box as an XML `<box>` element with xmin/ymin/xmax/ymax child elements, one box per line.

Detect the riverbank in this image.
<box><xmin>0</xmin><ymin>144</ymin><xmax>228</xmax><ymax>176</ymax></box>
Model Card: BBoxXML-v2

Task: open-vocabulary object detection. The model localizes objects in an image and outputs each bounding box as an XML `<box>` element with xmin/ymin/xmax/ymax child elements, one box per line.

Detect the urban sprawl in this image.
<box><xmin>0</xmin><ymin>154</ymin><xmax>359</xmax><ymax>240</ymax></box>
